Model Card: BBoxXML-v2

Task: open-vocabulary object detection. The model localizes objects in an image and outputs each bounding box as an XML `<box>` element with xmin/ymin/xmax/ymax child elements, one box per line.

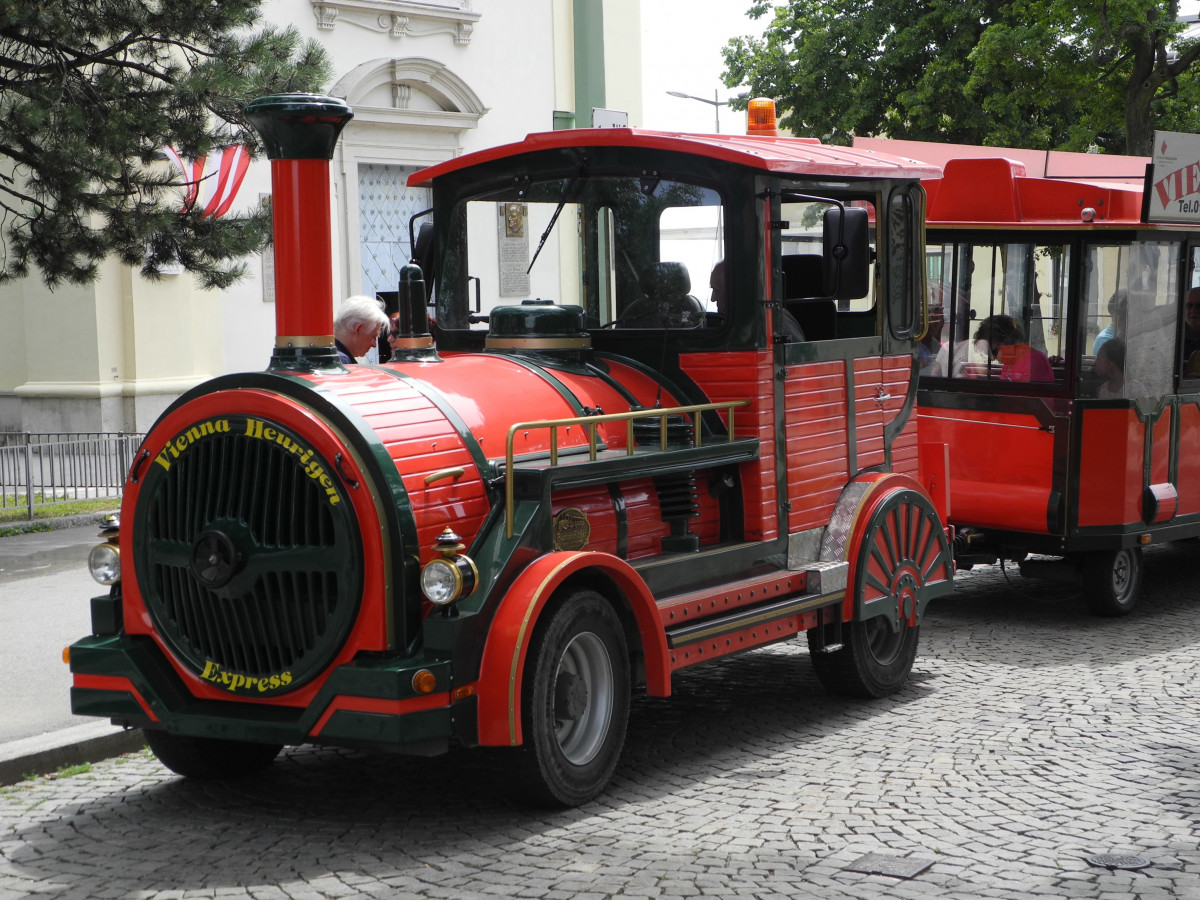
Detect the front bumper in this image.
<box><xmin>69</xmin><ymin>632</ymin><xmax>455</xmax><ymax>754</ymax></box>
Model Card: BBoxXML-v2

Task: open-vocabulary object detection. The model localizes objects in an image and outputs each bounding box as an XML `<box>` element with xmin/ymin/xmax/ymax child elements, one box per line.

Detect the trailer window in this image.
<box><xmin>926</xmin><ymin>241</ymin><xmax>1068</xmax><ymax>385</ymax></box>
<box><xmin>1080</xmin><ymin>241</ymin><xmax>1177</xmax><ymax>399</ymax></box>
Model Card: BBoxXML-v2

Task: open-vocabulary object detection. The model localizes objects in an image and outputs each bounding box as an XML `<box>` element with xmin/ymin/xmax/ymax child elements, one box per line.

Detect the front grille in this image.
<box><xmin>135</xmin><ymin>414</ymin><xmax>363</xmax><ymax>695</ymax></box>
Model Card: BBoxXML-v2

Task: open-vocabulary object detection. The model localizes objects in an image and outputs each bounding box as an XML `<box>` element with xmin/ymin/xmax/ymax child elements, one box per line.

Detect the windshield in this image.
<box><xmin>436</xmin><ymin>175</ymin><xmax>724</xmax><ymax>331</ymax></box>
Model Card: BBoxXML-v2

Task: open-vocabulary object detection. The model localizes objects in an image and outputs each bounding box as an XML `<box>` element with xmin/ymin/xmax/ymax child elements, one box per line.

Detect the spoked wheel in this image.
<box><xmin>144</xmin><ymin>730</ymin><xmax>282</xmax><ymax>779</ymax></box>
<box><xmin>1083</xmin><ymin>546</ymin><xmax>1143</xmax><ymax>617</ymax></box>
<box><xmin>511</xmin><ymin>590</ymin><xmax>630</xmax><ymax>807</ymax></box>
<box><xmin>807</xmin><ymin>615</ymin><xmax>920</xmax><ymax>699</ymax></box>
<box><xmin>808</xmin><ymin>486</ymin><xmax>948</xmax><ymax>698</ymax></box>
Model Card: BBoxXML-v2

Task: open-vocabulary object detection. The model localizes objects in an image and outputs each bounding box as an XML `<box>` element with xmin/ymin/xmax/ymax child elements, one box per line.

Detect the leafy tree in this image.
<box><xmin>723</xmin><ymin>0</ymin><xmax>1200</xmax><ymax>156</ymax></box>
<box><xmin>0</xmin><ymin>1</ymin><xmax>330</xmax><ymax>289</ymax></box>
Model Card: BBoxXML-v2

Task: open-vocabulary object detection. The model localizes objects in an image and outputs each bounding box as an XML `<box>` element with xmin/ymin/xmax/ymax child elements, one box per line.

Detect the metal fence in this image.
<box><xmin>0</xmin><ymin>432</ymin><xmax>145</xmax><ymax>519</ymax></box>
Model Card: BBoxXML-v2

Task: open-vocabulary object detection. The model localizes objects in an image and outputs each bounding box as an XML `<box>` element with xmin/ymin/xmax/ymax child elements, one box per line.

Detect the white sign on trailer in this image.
<box><xmin>1147</xmin><ymin>130</ymin><xmax>1200</xmax><ymax>223</ymax></box>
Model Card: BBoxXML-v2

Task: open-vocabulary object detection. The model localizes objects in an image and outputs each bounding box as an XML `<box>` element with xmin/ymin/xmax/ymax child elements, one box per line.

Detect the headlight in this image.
<box><xmin>420</xmin><ymin>528</ymin><xmax>478</xmax><ymax>607</ymax></box>
<box><xmin>88</xmin><ymin>542</ymin><xmax>121</xmax><ymax>586</ymax></box>
<box><xmin>421</xmin><ymin>556</ymin><xmax>478</xmax><ymax>606</ymax></box>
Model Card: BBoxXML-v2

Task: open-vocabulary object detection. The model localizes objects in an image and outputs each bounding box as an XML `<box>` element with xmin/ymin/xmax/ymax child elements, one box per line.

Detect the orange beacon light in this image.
<box><xmin>746</xmin><ymin>97</ymin><xmax>779</xmax><ymax>136</ymax></box>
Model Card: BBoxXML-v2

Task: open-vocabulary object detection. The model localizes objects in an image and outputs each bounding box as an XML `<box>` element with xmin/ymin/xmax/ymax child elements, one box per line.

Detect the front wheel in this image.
<box><xmin>807</xmin><ymin>616</ymin><xmax>919</xmax><ymax>699</ymax></box>
<box><xmin>511</xmin><ymin>590</ymin><xmax>630</xmax><ymax>807</ymax></box>
<box><xmin>144</xmin><ymin>730</ymin><xmax>282</xmax><ymax>779</ymax></box>
<box><xmin>1083</xmin><ymin>546</ymin><xmax>1143</xmax><ymax>617</ymax></box>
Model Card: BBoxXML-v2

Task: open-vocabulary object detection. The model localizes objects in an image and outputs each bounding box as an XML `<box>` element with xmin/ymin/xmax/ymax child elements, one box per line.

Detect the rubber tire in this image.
<box><xmin>807</xmin><ymin>616</ymin><xmax>920</xmax><ymax>699</ymax></box>
<box><xmin>510</xmin><ymin>590</ymin><xmax>630</xmax><ymax>808</ymax></box>
<box><xmin>144</xmin><ymin>729</ymin><xmax>282</xmax><ymax>780</ymax></box>
<box><xmin>1083</xmin><ymin>546</ymin><xmax>1143</xmax><ymax>617</ymax></box>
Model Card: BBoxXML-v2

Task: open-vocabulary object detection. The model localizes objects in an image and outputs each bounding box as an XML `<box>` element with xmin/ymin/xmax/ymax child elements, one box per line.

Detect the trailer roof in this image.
<box><xmin>854</xmin><ymin>136</ymin><xmax>1150</xmax><ymax>227</ymax></box>
<box><xmin>408</xmin><ymin>128</ymin><xmax>943</xmax><ymax>187</ymax></box>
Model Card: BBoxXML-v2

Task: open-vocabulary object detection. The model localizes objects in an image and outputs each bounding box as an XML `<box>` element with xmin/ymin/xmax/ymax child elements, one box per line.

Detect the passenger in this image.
<box><xmin>1094</xmin><ymin>338</ymin><xmax>1126</xmax><ymax>399</ymax></box>
<box><xmin>334</xmin><ymin>294</ymin><xmax>389</xmax><ymax>364</ymax></box>
<box><xmin>1184</xmin><ymin>287</ymin><xmax>1200</xmax><ymax>375</ymax></box>
<box><xmin>973</xmin><ymin>314</ymin><xmax>1053</xmax><ymax>382</ymax></box>
<box><xmin>1093</xmin><ymin>290</ymin><xmax>1127</xmax><ymax>355</ymax></box>
<box><xmin>709</xmin><ymin>260</ymin><xmax>726</xmax><ymax>316</ymax></box>
<box><xmin>919</xmin><ymin>301</ymin><xmax>948</xmax><ymax>376</ymax></box>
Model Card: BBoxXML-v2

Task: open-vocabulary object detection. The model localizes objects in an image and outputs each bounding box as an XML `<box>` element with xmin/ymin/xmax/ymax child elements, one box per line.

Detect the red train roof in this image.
<box><xmin>408</xmin><ymin>128</ymin><xmax>943</xmax><ymax>187</ymax></box>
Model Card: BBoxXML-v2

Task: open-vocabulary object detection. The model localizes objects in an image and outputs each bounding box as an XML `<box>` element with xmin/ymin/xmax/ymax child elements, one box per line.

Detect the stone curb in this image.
<box><xmin>0</xmin><ymin>723</ymin><xmax>146</xmax><ymax>786</ymax></box>
<box><xmin>0</xmin><ymin>509</ymin><xmax>120</xmax><ymax>537</ymax></box>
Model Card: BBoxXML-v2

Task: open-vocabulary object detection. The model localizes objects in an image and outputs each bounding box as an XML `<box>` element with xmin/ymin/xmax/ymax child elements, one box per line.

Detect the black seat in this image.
<box><xmin>781</xmin><ymin>254</ymin><xmax>836</xmax><ymax>340</ymax></box>
<box><xmin>619</xmin><ymin>262</ymin><xmax>704</xmax><ymax>328</ymax></box>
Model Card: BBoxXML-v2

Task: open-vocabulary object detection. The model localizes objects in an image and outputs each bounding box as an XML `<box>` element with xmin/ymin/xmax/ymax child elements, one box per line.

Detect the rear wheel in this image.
<box><xmin>144</xmin><ymin>730</ymin><xmax>282</xmax><ymax>779</ymax></box>
<box><xmin>510</xmin><ymin>590</ymin><xmax>630</xmax><ymax>807</ymax></box>
<box><xmin>1083</xmin><ymin>546</ymin><xmax>1142</xmax><ymax>617</ymax></box>
<box><xmin>807</xmin><ymin>615</ymin><xmax>919</xmax><ymax>698</ymax></box>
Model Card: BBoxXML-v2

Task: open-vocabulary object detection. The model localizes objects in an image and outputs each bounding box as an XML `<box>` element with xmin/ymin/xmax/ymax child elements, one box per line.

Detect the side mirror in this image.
<box><xmin>823</xmin><ymin>206</ymin><xmax>870</xmax><ymax>301</ymax></box>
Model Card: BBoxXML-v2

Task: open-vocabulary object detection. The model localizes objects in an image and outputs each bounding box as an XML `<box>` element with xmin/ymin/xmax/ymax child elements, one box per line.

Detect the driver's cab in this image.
<box><xmin>413</xmin><ymin>137</ymin><xmax>920</xmax><ymax>365</ymax></box>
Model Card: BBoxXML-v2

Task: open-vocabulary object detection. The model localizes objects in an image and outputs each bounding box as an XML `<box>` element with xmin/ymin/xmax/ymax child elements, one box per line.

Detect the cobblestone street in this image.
<box><xmin>3</xmin><ymin>543</ymin><xmax>1199</xmax><ymax>899</ymax></box>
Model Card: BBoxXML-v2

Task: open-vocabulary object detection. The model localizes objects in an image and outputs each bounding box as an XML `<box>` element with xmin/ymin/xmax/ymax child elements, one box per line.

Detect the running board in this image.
<box><xmin>658</xmin><ymin>561</ymin><xmax>848</xmax><ymax>671</ymax></box>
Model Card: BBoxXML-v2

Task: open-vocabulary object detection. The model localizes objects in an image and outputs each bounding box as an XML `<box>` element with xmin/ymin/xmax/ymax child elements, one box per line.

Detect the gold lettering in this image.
<box><xmin>154</xmin><ymin>451</ymin><xmax>172</xmax><ymax>472</ymax></box>
<box><xmin>199</xmin><ymin>659</ymin><xmax>293</xmax><ymax>693</ymax></box>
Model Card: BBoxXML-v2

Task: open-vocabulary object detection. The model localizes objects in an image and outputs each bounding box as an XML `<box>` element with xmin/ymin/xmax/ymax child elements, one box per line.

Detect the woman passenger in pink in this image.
<box><xmin>974</xmin><ymin>314</ymin><xmax>1053</xmax><ymax>382</ymax></box>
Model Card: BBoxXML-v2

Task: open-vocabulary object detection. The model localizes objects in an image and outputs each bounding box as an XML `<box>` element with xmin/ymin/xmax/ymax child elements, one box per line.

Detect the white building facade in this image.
<box><xmin>0</xmin><ymin>0</ymin><xmax>642</xmax><ymax>435</ymax></box>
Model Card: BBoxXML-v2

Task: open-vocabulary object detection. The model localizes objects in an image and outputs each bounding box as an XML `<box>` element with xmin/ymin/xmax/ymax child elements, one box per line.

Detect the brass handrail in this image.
<box><xmin>503</xmin><ymin>400</ymin><xmax>749</xmax><ymax>538</ymax></box>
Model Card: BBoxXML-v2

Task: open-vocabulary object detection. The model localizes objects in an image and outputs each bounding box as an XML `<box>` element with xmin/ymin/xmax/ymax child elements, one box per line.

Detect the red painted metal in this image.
<box><xmin>669</xmin><ymin>611</ymin><xmax>820</xmax><ymax>672</ymax></box>
<box><xmin>475</xmin><ymin>551</ymin><xmax>669</xmax><ymax>747</ymax></box>
<box><xmin>783</xmin><ymin>361</ymin><xmax>850</xmax><ymax>532</ymax></box>
<box><xmin>923</xmin><ymin>157</ymin><xmax>1145</xmax><ymax>226</ymax></box>
<box><xmin>71</xmin><ymin>674</ymin><xmax>159</xmax><ymax>722</ymax></box>
<box><xmin>309</xmin><ymin>691</ymin><xmax>450</xmax><ymax>738</ymax></box>
<box><xmin>1178</xmin><ymin>403</ymin><xmax>1200</xmax><ymax>516</ymax></box>
<box><xmin>657</xmin><ymin>569</ymin><xmax>809</xmax><ymax>630</ymax></box>
<box><xmin>1076</xmin><ymin>408</ymin><xmax>1146</xmax><ymax>528</ymax></box>
<box><xmin>270</xmin><ymin>159</ymin><xmax>336</xmax><ymax>340</ymax></box>
<box><xmin>409</xmin><ymin>129</ymin><xmax>942</xmax><ymax>189</ymax></box>
<box><xmin>917</xmin><ymin>406</ymin><xmax>1056</xmax><ymax>534</ymax></box>
<box><xmin>680</xmin><ymin>350</ymin><xmax>778</xmax><ymax>542</ymax></box>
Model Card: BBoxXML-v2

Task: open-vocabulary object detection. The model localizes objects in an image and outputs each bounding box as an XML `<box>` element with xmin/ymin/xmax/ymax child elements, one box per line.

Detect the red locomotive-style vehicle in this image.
<box><xmin>899</xmin><ymin>143</ymin><xmax>1200</xmax><ymax>615</ymax></box>
<box><xmin>69</xmin><ymin>95</ymin><xmax>952</xmax><ymax>806</ymax></box>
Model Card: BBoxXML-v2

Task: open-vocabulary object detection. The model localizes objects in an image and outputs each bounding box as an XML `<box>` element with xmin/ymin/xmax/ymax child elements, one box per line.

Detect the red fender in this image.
<box><xmin>837</xmin><ymin>472</ymin><xmax>950</xmax><ymax>624</ymax></box>
<box><xmin>475</xmin><ymin>551</ymin><xmax>668</xmax><ymax>747</ymax></box>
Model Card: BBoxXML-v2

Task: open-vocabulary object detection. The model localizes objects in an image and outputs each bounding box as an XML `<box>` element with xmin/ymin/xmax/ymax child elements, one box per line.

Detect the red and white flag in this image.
<box><xmin>165</xmin><ymin>144</ymin><xmax>252</xmax><ymax>218</ymax></box>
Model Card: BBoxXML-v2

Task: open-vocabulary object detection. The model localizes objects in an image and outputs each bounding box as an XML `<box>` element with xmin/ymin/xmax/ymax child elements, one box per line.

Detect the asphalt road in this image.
<box><xmin>0</xmin><ymin>526</ymin><xmax>104</xmax><ymax>743</ymax></box>
<box><xmin>2</xmin><ymin>540</ymin><xmax>1199</xmax><ymax>899</ymax></box>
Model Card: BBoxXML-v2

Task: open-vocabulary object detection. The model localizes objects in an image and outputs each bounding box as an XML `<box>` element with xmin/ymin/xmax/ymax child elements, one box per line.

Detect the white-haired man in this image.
<box><xmin>334</xmin><ymin>294</ymin><xmax>389</xmax><ymax>364</ymax></box>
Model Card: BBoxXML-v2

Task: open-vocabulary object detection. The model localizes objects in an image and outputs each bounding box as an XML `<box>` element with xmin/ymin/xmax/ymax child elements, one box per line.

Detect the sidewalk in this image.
<box><xmin>0</xmin><ymin>723</ymin><xmax>145</xmax><ymax>784</ymax></box>
<box><xmin>0</xmin><ymin>508</ymin><xmax>139</xmax><ymax>784</ymax></box>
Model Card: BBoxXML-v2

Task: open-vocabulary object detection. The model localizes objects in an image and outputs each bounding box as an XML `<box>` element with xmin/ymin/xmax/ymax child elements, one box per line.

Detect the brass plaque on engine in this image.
<box><xmin>553</xmin><ymin>507</ymin><xmax>591</xmax><ymax>551</ymax></box>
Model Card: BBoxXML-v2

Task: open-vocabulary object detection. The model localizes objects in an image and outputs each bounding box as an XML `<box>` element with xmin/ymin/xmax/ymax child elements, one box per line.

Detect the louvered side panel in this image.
<box><xmin>784</xmin><ymin>361</ymin><xmax>850</xmax><ymax>533</ymax></box>
<box><xmin>316</xmin><ymin>370</ymin><xmax>490</xmax><ymax>558</ymax></box>
<box><xmin>679</xmin><ymin>350</ymin><xmax>777</xmax><ymax>542</ymax></box>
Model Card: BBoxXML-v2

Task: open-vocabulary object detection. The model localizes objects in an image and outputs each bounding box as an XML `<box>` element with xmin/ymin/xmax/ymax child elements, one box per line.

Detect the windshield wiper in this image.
<box><xmin>526</xmin><ymin>171</ymin><xmax>581</xmax><ymax>274</ymax></box>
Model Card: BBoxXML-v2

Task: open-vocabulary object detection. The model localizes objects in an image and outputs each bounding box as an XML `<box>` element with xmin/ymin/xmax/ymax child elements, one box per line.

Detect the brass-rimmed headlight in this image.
<box><xmin>420</xmin><ymin>527</ymin><xmax>477</xmax><ymax>607</ymax></box>
<box><xmin>88</xmin><ymin>542</ymin><xmax>121</xmax><ymax>586</ymax></box>
<box><xmin>88</xmin><ymin>514</ymin><xmax>121</xmax><ymax>586</ymax></box>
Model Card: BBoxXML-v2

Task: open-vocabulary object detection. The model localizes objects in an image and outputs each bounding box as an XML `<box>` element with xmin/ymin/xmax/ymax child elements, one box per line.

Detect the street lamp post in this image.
<box><xmin>666</xmin><ymin>89</ymin><xmax>729</xmax><ymax>133</ymax></box>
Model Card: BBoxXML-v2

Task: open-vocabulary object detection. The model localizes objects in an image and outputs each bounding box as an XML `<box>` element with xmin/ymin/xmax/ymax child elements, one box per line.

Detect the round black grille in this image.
<box><xmin>134</xmin><ymin>413</ymin><xmax>364</xmax><ymax>696</ymax></box>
